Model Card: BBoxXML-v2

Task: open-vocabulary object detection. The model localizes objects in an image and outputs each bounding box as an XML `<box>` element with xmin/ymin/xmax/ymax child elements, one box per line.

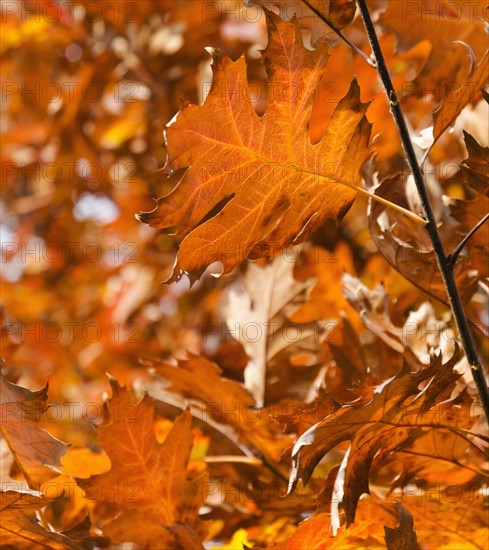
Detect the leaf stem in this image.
<box><xmin>448</xmin><ymin>213</ymin><xmax>489</xmax><ymax>267</ymax></box>
<box><xmin>356</xmin><ymin>0</ymin><xmax>489</xmax><ymax>421</ymax></box>
<box><xmin>252</xmin><ymin>154</ymin><xmax>427</xmax><ymax>225</ymax></box>
<box><xmin>298</xmin><ymin>165</ymin><xmax>426</xmax><ymax>224</ymax></box>
<box><xmin>205</xmin><ymin>455</ymin><xmax>263</xmax><ymax>465</ymax></box>
<box><xmin>354</xmin><ymin>184</ymin><xmax>427</xmax><ymax>225</ymax></box>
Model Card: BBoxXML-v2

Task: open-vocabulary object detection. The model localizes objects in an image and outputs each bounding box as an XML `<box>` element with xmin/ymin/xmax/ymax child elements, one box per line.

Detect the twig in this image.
<box><xmin>448</xmin><ymin>213</ymin><xmax>489</xmax><ymax>267</ymax></box>
<box><xmin>356</xmin><ymin>0</ymin><xmax>489</xmax><ymax>421</ymax></box>
<box><xmin>301</xmin><ymin>0</ymin><xmax>374</xmax><ymax>66</ymax></box>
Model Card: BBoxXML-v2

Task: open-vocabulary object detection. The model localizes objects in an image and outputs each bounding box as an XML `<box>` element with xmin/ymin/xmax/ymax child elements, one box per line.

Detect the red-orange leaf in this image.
<box><xmin>78</xmin><ymin>380</ymin><xmax>206</xmax><ymax>549</ymax></box>
<box><xmin>143</xmin><ymin>354</ymin><xmax>292</xmax><ymax>466</ymax></box>
<box><xmin>138</xmin><ymin>10</ymin><xmax>371</xmax><ymax>284</ymax></box>
<box><xmin>287</xmin><ymin>354</ymin><xmax>469</xmax><ymax>525</ymax></box>
<box><xmin>260</xmin><ymin>496</ymin><xmax>418</xmax><ymax>549</ymax></box>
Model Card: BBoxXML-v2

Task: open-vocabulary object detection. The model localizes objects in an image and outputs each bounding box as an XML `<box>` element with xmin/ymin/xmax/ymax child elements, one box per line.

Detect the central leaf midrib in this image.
<box><xmin>180</xmin><ymin>128</ymin><xmax>346</xmax><ymax>187</ymax></box>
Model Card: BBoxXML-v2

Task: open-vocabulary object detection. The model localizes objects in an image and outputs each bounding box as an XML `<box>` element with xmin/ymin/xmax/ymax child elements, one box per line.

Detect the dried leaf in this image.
<box><xmin>384</xmin><ymin>502</ymin><xmax>418</xmax><ymax>550</ymax></box>
<box><xmin>445</xmin><ymin>132</ymin><xmax>489</xmax><ymax>281</ymax></box>
<box><xmin>342</xmin><ymin>274</ymin><xmax>458</xmax><ymax>365</ymax></box>
<box><xmin>341</xmin><ymin>274</ymin><xmax>405</xmax><ymax>355</ymax></box>
<box><xmin>247</xmin><ymin>0</ymin><xmax>357</xmax><ymax>45</ymax></box>
<box><xmin>261</xmin><ymin>495</ymin><xmax>418</xmax><ymax>549</ymax></box>
<box><xmin>78</xmin><ymin>380</ymin><xmax>206</xmax><ymax>549</ymax></box>
<box><xmin>142</xmin><ymin>354</ymin><xmax>292</xmax><ymax>465</ymax></box>
<box><xmin>433</xmin><ymin>51</ymin><xmax>489</xmax><ymax>141</ymax></box>
<box><xmin>403</xmin><ymin>493</ymin><xmax>489</xmax><ymax>549</ymax></box>
<box><xmin>380</xmin><ymin>1</ymin><xmax>488</xmax><ymax>104</ymax></box>
<box><xmin>460</xmin><ymin>130</ymin><xmax>489</xmax><ymax>197</ymax></box>
<box><xmin>367</xmin><ymin>175</ymin><xmax>481</xmax><ymax>305</ymax></box>
<box><xmin>291</xmin><ymin>243</ymin><xmax>357</xmax><ymax>325</ymax></box>
<box><xmin>288</xmin><ymin>354</ymin><xmax>463</xmax><ymax>524</ymax></box>
<box><xmin>138</xmin><ymin>11</ymin><xmax>371</xmax><ymax>284</ymax></box>
<box><xmin>0</xmin><ymin>490</ymin><xmax>93</xmax><ymax>550</ymax></box>
<box><xmin>222</xmin><ymin>249</ymin><xmax>330</xmax><ymax>405</ymax></box>
<box><xmin>0</xmin><ymin>373</ymin><xmax>68</xmax><ymax>486</ymax></box>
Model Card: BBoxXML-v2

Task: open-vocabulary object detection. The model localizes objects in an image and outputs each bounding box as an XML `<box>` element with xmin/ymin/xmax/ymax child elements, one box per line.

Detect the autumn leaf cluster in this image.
<box><xmin>1</xmin><ymin>1</ymin><xmax>488</xmax><ymax>548</ymax></box>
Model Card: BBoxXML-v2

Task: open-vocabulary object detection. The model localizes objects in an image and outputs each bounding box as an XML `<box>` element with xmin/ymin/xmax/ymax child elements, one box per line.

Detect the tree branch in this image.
<box><xmin>356</xmin><ymin>0</ymin><xmax>489</xmax><ymax>421</ymax></box>
<box><xmin>448</xmin><ymin>213</ymin><xmax>489</xmax><ymax>267</ymax></box>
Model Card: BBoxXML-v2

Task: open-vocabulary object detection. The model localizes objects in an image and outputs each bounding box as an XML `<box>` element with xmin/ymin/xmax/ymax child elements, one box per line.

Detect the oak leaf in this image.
<box><xmin>367</xmin><ymin>174</ymin><xmax>484</xmax><ymax>310</ymax></box>
<box><xmin>445</xmin><ymin>131</ymin><xmax>489</xmax><ymax>281</ymax></box>
<box><xmin>365</xmin><ymin>130</ymin><xmax>489</xmax><ymax>332</ymax></box>
<box><xmin>459</xmin><ymin>127</ymin><xmax>489</xmax><ymax>197</ymax></box>
<box><xmin>341</xmin><ymin>274</ymin><xmax>406</xmax><ymax>355</ymax></box>
<box><xmin>383</xmin><ymin>502</ymin><xmax>418</xmax><ymax>550</ymax></box>
<box><xmin>138</xmin><ymin>10</ymin><xmax>371</xmax><ymax>284</ymax></box>
<box><xmin>433</xmin><ymin>52</ymin><xmax>489</xmax><ymax>142</ymax></box>
<box><xmin>287</xmin><ymin>353</ymin><xmax>466</xmax><ymax>524</ymax></box>
<box><xmin>380</xmin><ymin>0</ymin><xmax>488</xmax><ymax>104</ymax></box>
<box><xmin>403</xmin><ymin>493</ymin><xmax>488</xmax><ymax>549</ymax></box>
<box><xmin>259</xmin><ymin>495</ymin><xmax>417</xmax><ymax>549</ymax></box>
<box><xmin>142</xmin><ymin>354</ymin><xmax>292</xmax><ymax>466</ymax></box>
<box><xmin>0</xmin><ymin>373</ymin><xmax>68</xmax><ymax>486</ymax></box>
<box><xmin>291</xmin><ymin>242</ymin><xmax>357</xmax><ymax>326</ymax></box>
<box><xmin>0</xmin><ymin>490</ymin><xmax>93</xmax><ymax>549</ymax></box>
<box><xmin>383</xmin><ymin>387</ymin><xmax>487</xmax><ymax>489</ymax></box>
<box><xmin>78</xmin><ymin>380</ymin><xmax>206</xmax><ymax>549</ymax></box>
<box><xmin>221</xmin><ymin>249</ymin><xmax>330</xmax><ymax>406</ymax></box>
<box><xmin>342</xmin><ymin>274</ymin><xmax>460</xmax><ymax>365</ymax></box>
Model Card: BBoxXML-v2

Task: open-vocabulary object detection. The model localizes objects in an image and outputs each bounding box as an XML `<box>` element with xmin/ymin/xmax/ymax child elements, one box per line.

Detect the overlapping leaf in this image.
<box><xmin>433</xmin><ymin>52</ymin><xmax>489</xmax><ymax>142</ymax></box>
<box><xmin>380</xmin><ymin>0</ymin><xmax>488</xmax><ymax>104</ymax></box>
<box><xmin>259</xmin><ymin>496</ymin><xmax>417</xmax><ymax>549</ymax></box>
<box><xmin>0</xmin><ymin>490</ymin><xmax>93</xmax><ymax>550</ymax></box>
<box><xmin>445</xmin><ymin>131</ymin><xmax>489</xmax><ymax>281</ymax></box>
<box><xmin>366</xmin><ymin>130</ymin><xmax>489</xmax><ymax>331</ymax></box>
<box><xmin>291</xmin><ymin>242</ymin><xmax>357</xmax><ymax>325</ymax></box>
<box><xmin>78</xmin><ymin>380</ymin><xmax>206</xmax><ymax>549</ymax></box>
<box><xmin>138</xmin><ymin>10</ymin><xmax>371</xmax><ymax>284</ymax></box>
<box><xmin>402</xmin><ymin>493</ymin><xmax>489</xmax><ymax>549</ymax></box>
<box><xmin>3</xmin><ymin>0</ymin><xmax>489</xmax><ymax>547</ymax></box>
<box><xmin>0</xmin><ymin>373</ymin><xmax>68</xmax><ymax>486</ymax></box>
<box><xmin>287</xmin><ymin>354</ymin><xmax>472</xmax><ymax>524</ymax></box>
<box><xmin>142</xmin><ymin>354</ymin><xmax>292</xmax><ymax>465</ymax></box>
<box><xmin>367</xmin><ymin>174</ymin><xmax>483</xmax><ymax>308</ymax></box>
<box><xmin>247</xmin><ymin>0</ymin><xmax>357</xmax><ymax>45</ymax></box>
<box><xmin>222</xmin><ymin>250</ymin><xmax>331</xmax><ymax>406</ymax></box>
<box><xmin>342</xmin><ymin>274</ymin><xmax>459</xmax><ymax>365</ymax></box>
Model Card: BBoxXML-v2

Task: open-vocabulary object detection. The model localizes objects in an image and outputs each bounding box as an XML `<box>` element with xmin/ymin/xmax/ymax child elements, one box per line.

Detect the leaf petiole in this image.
<box><xmin>344</xmin><ymin>181</ymin><xmax>427</xmax><ymax>226</ymax></box>
<box><xmin>306</xmin><ymin>168</ymin><xmax>427</xmax><ymax>225</ymax></box>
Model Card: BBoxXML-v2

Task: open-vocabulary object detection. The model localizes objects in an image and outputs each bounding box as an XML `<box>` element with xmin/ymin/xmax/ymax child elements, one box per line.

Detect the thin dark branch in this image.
<box><xmin>301</xmin><ymin>0</ymin><xmax>374</xmax><ymax>65</ymax></box>
<box><xmin>356</xmin><ymin>0</ymin><xmax>489</xmax><ymax>421</ymax></box>
<box><xmin>448</xmin><ymin>213</ymin><xmax>489</xmax><ymax>267</ymax></box>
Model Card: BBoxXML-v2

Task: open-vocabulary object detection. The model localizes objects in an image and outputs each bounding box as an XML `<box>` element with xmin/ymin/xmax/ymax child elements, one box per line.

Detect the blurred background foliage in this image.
<box><xmin>1</xmin><ymin>1</ymin><xmax>488</xmax><ymax>545</ymax></box>
<box><xmin>1</xmin><ymin>0</ymin><xmax>268</xmax><ymax>413</ymax></box>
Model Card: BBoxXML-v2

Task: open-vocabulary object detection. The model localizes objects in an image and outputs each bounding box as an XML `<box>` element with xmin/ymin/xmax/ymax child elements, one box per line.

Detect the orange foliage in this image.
<box><xmin>1</xmin><ymin>1</ymin><xmax>487</xmax><ymax>548</ymax></box>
